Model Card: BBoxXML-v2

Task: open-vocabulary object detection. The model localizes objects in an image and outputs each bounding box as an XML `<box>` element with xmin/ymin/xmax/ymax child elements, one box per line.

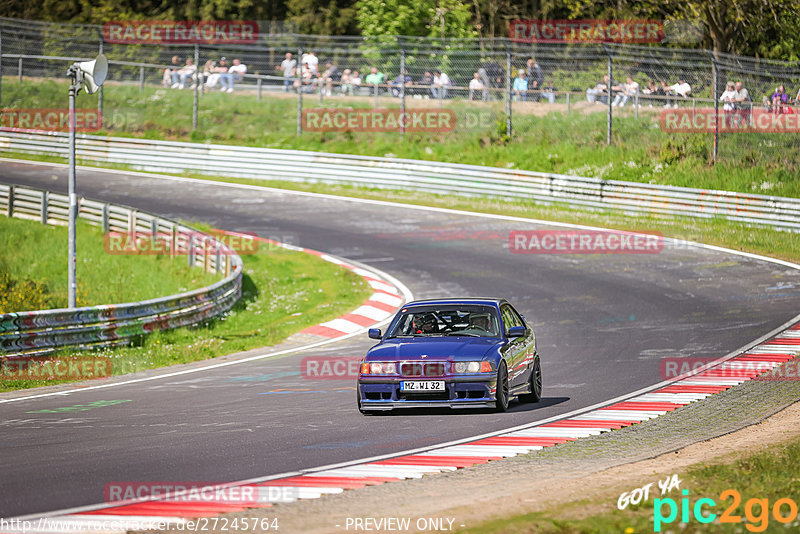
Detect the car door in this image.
<box><xmin>500</xmin><ymin>304</ymin><xmax>527</xmax><ymax>387</ymax></box>
<box><xmin>509</xmin><ymin>304</ymin><xmax>537</xmax><ymax>386</ymax></box>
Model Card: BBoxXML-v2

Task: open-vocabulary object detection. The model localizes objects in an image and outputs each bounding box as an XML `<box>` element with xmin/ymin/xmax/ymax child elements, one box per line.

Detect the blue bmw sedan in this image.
<box><xmin>357</xmin><ymin>298</ymin><xmax>541</xmax><ymax>413</ymax></box>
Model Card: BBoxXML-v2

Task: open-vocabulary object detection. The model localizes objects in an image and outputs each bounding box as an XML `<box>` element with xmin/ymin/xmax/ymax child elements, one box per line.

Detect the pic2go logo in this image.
<box><xmin>654</xmin><ymin>489</ymin><xmax>799</xmax><ymax>532</ymax></box>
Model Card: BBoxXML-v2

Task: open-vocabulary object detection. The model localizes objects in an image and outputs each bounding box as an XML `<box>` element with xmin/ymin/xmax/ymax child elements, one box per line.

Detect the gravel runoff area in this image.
<box><xmin>154</xmin><ymin>361</ymin><xmax>800</xmax><ymax>534</ymax></box>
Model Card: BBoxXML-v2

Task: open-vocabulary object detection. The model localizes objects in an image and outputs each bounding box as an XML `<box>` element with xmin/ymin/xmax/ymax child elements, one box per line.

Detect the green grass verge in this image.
<box><xmin>463</xmin><ymin>438</ymin><xmax>800</xmax><ymax>533</ymax></box>
<box><xmin>0</xmin><ymin>215</ymin><xmax>217</xmax><ymax>311</ymax></box>
<box><xmin>0</xmin><ymin>216</ymin><xmax>373</xmax><ymax>392</ymax></box>
<box><xmin>3</xmin><ymin>77</ymin><xmax>799</xmax><ymax>198</ymax></box>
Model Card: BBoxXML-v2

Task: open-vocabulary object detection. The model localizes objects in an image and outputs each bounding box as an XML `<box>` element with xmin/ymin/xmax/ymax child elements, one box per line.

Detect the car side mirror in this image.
<box><xmin>507</xmin><ymin>326</ymin><xmax>526</xmax><ymax>338</ymax></box>
<box><xmin>368</xmin><ymin>328</ymin><xmax>382</xmax><ymax>339</ymax></box>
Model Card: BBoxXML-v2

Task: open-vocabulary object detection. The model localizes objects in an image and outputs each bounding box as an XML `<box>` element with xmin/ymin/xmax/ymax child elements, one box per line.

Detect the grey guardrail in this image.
<box><xmin>2</xmin><ymin>130</ymin><xmax>800</xmax><ymax>230</ymax></box>
<box><xmin>0</xmin><ymin>183</ymin><xmax>243</xmax><ymax>357</ymax></box>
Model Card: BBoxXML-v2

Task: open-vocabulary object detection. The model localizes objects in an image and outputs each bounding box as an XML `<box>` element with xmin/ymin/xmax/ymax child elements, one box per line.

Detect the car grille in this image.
<box><xmin>399</xmin><ymin>361</ymin><xmax>446</xmax><ymax>377</ymax></box>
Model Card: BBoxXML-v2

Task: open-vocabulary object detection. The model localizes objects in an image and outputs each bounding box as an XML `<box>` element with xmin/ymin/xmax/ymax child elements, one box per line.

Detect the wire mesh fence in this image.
<box><xmin>1</xmin><ymin>17</ymin><xmax>800</xmax><ymax>167</ymax></box>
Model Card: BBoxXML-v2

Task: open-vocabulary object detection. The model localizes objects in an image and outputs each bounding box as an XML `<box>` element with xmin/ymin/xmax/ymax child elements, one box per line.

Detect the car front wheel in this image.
<box><xmin>494</xmin><ymin>362</ymin><xmax>510</xmax><ymax>412</ymax></box>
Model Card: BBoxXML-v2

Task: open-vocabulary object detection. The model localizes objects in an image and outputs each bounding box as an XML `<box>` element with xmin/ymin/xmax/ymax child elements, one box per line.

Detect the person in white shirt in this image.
<box><xmin>662</xmin><ymin>78</ymin><xmax>691</xmax><ymax>108</ymax></box>
<box><xmin>276</xmin><ymin>52</ymin><xmax>297</xmax><ymax>92</ymax></box>
<box><xmin>171</xmin><ymin>58</ymin><xmax>196</xmax><ymax>89</ymax></box>
<box><xmin>302</xmin><ymin>52</ymin><xmax>318</xmax><ymax>75</ymax></box>
<box><xmin>432</xmin><ymin>70</ymin><xmax>450</xmax><ymax>99</ymax></box>
<box><xmin>223</xmin><ymin>59</ymin><xmax>247</xmax><ymax>93</ymax></box>
<box><xmin>612</xmin><ymin>77</ymin><xmax>639</xmax><ymax>107</ymax></box>
<box><xmin>469</xmin><ymin>72</ymin><xmax>485</xmax><ymax>101</ymax></box>
<box><xmin>719</xmin><ymin>82</ymin><xmax>737</xmax><ymax>128</ymax></box>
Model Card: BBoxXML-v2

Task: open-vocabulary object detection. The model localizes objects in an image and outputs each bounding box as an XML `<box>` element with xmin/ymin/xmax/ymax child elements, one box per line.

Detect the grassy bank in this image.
<box><xmin>2</xmin><ymin>77</ymin><xmax>799</xmax><ymax>198</ymax></box>
<box><xmin>0</xmin><ymin>214</ymin><xmax>217</xmax><ymax>312</ymax></box>
<box><xmin>0</xmin><ymin>216</ymin><xmax>373</xmax><ymax>392</ymax></box>
<box><xmin>466</xmin><ymin>438</ymin><xmax>800</xmax><ymax>533</ymax></box>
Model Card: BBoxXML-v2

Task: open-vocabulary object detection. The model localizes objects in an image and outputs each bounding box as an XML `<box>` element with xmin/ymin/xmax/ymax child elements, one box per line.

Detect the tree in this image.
<box><xmin>356</xmin><ymin>0</ymin><xmax>475</xmax><ymax>38</ymax></box>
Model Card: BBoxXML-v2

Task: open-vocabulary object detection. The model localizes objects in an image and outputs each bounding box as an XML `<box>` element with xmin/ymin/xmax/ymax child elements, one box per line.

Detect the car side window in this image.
<box><xmin>500</xmin><ymin>305</ymin><xmax>520</xmax><ymax>334</ymax></box>
<box><xmin>508</xmin><ymin>306</ymin><xmax>525</xmax><ymax>328</ymax></box>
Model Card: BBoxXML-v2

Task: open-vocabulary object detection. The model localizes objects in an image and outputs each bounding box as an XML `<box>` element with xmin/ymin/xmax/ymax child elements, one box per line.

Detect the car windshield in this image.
<box><xmin>385</xmin><ymin>305</ymin><xmax>501</xmax><ymax>338</ymax></box>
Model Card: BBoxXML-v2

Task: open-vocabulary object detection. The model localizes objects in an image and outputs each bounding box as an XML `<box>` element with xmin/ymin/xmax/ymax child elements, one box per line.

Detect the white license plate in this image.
<box><xmin>401</xmin><ymin>380</ymin><xmax>445</xmax><ymax>392</ymax></box>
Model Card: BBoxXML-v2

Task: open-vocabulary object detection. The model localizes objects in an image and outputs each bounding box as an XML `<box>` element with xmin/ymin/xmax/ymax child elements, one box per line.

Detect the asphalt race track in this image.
<box><xmin>2</xmin><ymin>160</ymin><xmax>800</xmax><ymax>517</ymax></box>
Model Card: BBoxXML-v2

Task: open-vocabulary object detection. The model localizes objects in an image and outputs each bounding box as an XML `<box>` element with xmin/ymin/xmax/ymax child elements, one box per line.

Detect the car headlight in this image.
<box><xmin>453</xmin><ymin>361</ymin><xmax>493</xmax><ymax>373</ymax></box>
<box><xmin>360</xmin><ymin>362</ymin><xmax>397</xmax><ymax>375</ymax></box>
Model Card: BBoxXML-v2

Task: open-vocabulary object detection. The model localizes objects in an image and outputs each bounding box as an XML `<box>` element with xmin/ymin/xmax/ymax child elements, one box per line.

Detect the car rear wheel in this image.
<box><xmin>494</xmin><ymin>362</ymin><xmax>510</xmax><ymax>412</ymax></box>
<box><xmin>519</xmin><ymin>357</ymin><xmax>542</xmax><ymax>403</ymax></box>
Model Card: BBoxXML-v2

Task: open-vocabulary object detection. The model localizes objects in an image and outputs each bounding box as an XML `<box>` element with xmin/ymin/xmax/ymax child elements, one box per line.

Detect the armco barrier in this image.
<box><xmin>2</xmin><ymin>130</ymin><xmax>800</xmax><ymax>231</ymax></box>
<box><xmin>0</xmin><ymin>183</ymin><xmax>243</xmax><ymax>357</ymax></box>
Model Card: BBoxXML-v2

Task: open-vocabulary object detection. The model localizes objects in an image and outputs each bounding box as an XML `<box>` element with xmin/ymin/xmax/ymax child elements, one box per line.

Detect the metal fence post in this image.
<box><xmin>399</xmin><ymin>37</ymin><xmax>406</xmax><ymax>135</ymax></box>
<box><xmin>257</xmin><ymin>77</ymin><xmax>262</xmax><ymax>102</ymax></box>
<box><xmin>193</xmin><ymin>44</ymin><xmax>199</xmax><ymax>131</ymax></box>
<box><xmin>101</xmin><ymin>203</ymin><xmax>109</xmax><ymax>234</ymax></box>
<box><xmin>41</xmin><ymin>190</ymin><xmax>48</xmax><ymax>224</ymax></box>
<box><xmin>98</xmin><ymin>32</ymin><xmax>104</xmax><ymax>121</ymax></box>
<box><xmin>7</xmin><ymin>185</ymin><xmax>13</xmax><ymax>217</ymax></box>
<box><xmin>139</xmin><ymin>66</ymin><xmax>145</xmax><ymax>92</ymax></box>
<box><xmin>708</xmin><ymin>50</ymin><xmax>719</xmax><ymax>163</ymax></box>
<box><xmin>296</xmin><ymin>41</ymin><xmax>303</xmax><ymax>135</ymax></box>
<box><xmin>188</xmin><ymin>233</ymin><xmax>195</xmax><ymax>267</ymax></box>
<box><xmin>566</xmin><ymin>92</ymin><xmax>570</xmax><ymax>115</ymax></box>
<box><xmin>504</xmin><ymin>41</ymin><xmax>512</xmax><ymax>138</ymax></box>
<box><xmin>603</xmin><ymin>44</ymin><xmax>612</xmax><ymax>145</ymax></box>
<box><xmin>18</xmin><ymin>57</ymin><xmax>22</xmax><ymax>83</ymax></box>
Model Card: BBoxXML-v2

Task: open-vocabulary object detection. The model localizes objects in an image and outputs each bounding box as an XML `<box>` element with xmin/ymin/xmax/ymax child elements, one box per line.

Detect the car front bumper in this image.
<box><xmin>358</xmin><ymin>374</ymin><xmax>497</xmax><ymax>410</ymax></box>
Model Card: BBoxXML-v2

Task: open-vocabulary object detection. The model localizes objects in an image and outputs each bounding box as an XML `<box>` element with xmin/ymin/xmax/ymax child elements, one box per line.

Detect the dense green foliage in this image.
<box><xmin>2</xmin><ymin>1</ymin><xmax>798</xmax><ymax>60</ymax></box>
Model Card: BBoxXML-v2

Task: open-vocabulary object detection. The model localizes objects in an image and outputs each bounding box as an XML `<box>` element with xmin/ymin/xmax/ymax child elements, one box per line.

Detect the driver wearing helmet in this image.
<box><xmin>413</xmin><ymin>313</ymin><xmax>438</xmax><ymax>334</ymax></box>
<box><xmin>469</xmin><ymin>312</ymin><xmax>491</xmax><ymax>332</ymax></box>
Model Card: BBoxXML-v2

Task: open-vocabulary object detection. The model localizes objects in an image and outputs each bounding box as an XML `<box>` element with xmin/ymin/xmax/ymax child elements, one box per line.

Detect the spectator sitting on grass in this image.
<box><xmin>163</xmin><ymin>55</ymin><xmax>181</xmax><ymax>87</ymax></box>
<box><xmin>320</xmin><ymin>61</ymin><xmax>341</xmax><ymax>96</ymax></box>
<box><xmin>276</xmin><ymin>52</ymin><xmax>297</xmax><ymax>92</ymax></box>
<box><xmin>586</xmin><ymin>75</ymin><xmax>609</xmax><ymax>104</ymax></box>
<box><xmin>661</xmin><ymin>78</ymin><xmax>691</xmax><ymax>108</ymax></box>
<box><xmin>351</xmin><ymin>70</ymin><xmax>362</xmax><ymax>92</ymax></box>
<box><xmin>612</xmin><ymin>77</ymin><xmax>639</xmax><ymax>107</ymax></box>
<box><xmin>203</xmin><ymin>60</ymin><xmax>220</xmax><ymax>89</ymax></box>
<box><xmin>171</xmin><ymin>58</ymin><xmax>196</xmax><ymax>89</ymax></box>
<box><xmin>469</xmin><ymin>72</ymin><xmax>485</xmax><ymax>101</ymax></box>
<box><xmin>641</xmin><ymin>79</ymin><xmax>665</xmax><ymax>107</ymax></box>
<box><xmin>390</xmin><ymin>69</ymin><xmax>413</xmax><ymax>98</ymax></box>
<box><xmin>416</xmin><ymin>71</ymin><xmax>433</xmax><ymax>97</ymax></box>
<box><xmin>432</xmin><ymin>70</ymin><xmax>450</xmax><ymax>99</ymax></box>
<box><xmin>207</xmin><ymin>57</ymin><xmax>230</xmax><ymax>91</ymax></box>
<box><xmin>293</xmin><ymin>65</ymin><xmax>317</xmax><ymax>93</ymax></box>
<box><xmin>513</xmin><ymin>70</ymin><xmax>528</xmax><ymax>101</ymax></box>
<box><xmin>540</xmin><ymin>79</ymin><xmax>557</xmax><ymax>104</ymax></box>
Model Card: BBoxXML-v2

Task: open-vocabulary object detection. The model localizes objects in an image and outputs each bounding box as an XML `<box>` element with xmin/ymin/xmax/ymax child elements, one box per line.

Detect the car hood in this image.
<box><xmin>366</xmin><ymin>337</ymin><xmax>500</xmax><ymax>361</ymax></box>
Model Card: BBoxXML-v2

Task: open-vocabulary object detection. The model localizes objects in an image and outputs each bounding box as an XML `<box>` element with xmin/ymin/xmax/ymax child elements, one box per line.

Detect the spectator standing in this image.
<box><xmin>513</xmin><ymin>70</ymin><xmax>528</xmax><ymax>101</ymax></box>
<box><xmin>277</xmin><ymin>52</ymin><xmax>297</xmax><ymax>92</ymax></box>
<box><xmin>719</xmin><ymin>81</ymin><xmax>737</xmax><ymax>128</ymax></box>
<box><xmin>432</xmin><ymin>70</ymin><xmax>450</xmax><ymax>99</ymax></box>
<box><xmin>662</xmin><ymin>78</ymin><xmax>691</xmax><ymax>108</ymax></box>
<box><xmin>733</xmin><ymin>81</ymin><xmax>751</xmax><ymax>125</ymax></box>
<box><xmin>469</xmin><ymin>72</ymin><xmax>486</xmax><ymax>101</ymax></box>
<box><xmin>171</xmin><ymin>58</ymin><xmax>196</xmax><ymax>89</ymax></box>
<box><xmin>540</xmin><ymin>79</ymin><xmax>557</xmax><ymax>104</ymax></box>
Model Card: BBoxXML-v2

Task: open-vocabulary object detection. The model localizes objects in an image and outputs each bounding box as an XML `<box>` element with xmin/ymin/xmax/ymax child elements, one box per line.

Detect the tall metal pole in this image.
<box><xmin>399</xmin><ymin>38</ymin><xmax>406</xmax><ymax>136</ymax></box>
<box><xmin>505</xmin><ymin>43</ymin><xmax>512</xmax><ymax>138</ymax></box>
<box><xmin>193</xmin><ymin>44</ymin><xmax>200</xmax><ymax>131</ymax></box>
<box><xmin>604</xmin><ymin>44</ymin><xmax>612</xmax><ymax>145</ymax></box>
<box><xmin>708</xmin><ymin>51</ymin><xmax>719</xmax><ymax>163</ymax></box>
<box><xmin>67</xmin><ymin>71</ymin><xmax>79</xmax><ymax>309</ymax></box>
<box><xmin>296</xmin><ymin>42</ymin><xmax>303</xmax><ymax>135</ymax></box>
<box><xmin>98</xmin><ymin>33</ymin><xmax>104</xmax><ymax>122</ymax></box>
<box><xmin>0</xmin><ymin>29</ymin><xmax>4</xmax><ymax>107</ymax></box>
